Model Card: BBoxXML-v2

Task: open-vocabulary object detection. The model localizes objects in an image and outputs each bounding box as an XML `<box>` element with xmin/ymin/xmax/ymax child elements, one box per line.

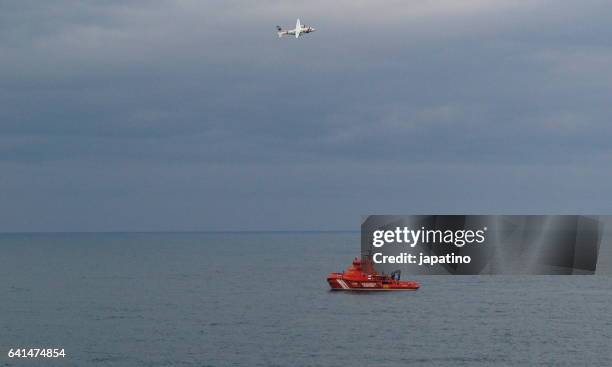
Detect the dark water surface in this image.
<box><xmin>1</xmin><ymin>232</ymin><xmax>611</xmax><ymax>366</ymax></box>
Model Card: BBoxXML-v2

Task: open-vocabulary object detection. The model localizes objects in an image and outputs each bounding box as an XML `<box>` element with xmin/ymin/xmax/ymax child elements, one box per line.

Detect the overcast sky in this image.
<box><xmin>2</xmin><ymin>0</ymin><xmax>612</xmax><ymax>231</ymax></box>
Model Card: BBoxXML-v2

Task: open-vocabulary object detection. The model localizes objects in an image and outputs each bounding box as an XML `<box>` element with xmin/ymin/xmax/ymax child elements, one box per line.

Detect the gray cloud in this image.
<box><xmin>2</xmin><ymin>1</ymin><xmax>612</xmax><ymax>231</ymax></box>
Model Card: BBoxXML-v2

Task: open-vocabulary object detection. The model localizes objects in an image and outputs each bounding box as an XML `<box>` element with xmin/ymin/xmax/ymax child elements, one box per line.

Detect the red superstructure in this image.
<box><xmin>327</xmin><ymin>257</ymin><xmax>420</xmax><ymax>291</ymax></box>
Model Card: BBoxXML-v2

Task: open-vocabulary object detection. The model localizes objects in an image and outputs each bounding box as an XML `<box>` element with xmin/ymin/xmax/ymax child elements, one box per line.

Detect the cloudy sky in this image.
<box><xmin>2</xmin><ymin>0</ymin><xmax>612</xmax><ymax>231</ymax></box>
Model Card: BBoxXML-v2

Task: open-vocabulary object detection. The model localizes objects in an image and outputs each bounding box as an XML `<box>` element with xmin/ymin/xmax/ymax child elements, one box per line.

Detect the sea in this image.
<box><xmin>1</xmin><ymin>232</ymin><xmax>611</xmax><ymax>366</ymax></box>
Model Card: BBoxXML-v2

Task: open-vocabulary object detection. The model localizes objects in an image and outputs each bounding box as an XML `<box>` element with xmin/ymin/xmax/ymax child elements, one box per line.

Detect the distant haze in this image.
<box><xmin>2</xmin><ymin>1</ymin><xmax>612</xmax><ymax>231</ymax></box>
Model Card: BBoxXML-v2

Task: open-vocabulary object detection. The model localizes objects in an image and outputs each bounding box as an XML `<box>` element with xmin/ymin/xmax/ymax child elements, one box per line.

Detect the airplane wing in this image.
<box><xmin>295</xmin><ymin>18</ymin><xmax>301</xmax><ymax>38</ymax></box>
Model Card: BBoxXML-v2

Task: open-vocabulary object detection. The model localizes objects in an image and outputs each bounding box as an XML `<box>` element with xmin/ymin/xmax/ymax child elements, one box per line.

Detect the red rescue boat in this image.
<box><xmin>327</xmin><ymin>257</ymin><xmax>420</xmax><ymax>291</ymax></box>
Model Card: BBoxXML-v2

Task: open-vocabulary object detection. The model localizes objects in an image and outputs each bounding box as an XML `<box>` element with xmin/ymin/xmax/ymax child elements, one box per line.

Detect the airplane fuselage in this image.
<box><xmin>279</xmin><ymin>27</ymin><xmax>315</xmax><ymax>37</ymax></box>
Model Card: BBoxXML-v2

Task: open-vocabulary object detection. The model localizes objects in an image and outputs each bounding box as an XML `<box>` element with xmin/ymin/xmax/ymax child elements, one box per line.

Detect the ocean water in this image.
<box><xmin>1</xmin><ymin>232</ymin><xmax>611</xmax><ymax>366</ymax></box>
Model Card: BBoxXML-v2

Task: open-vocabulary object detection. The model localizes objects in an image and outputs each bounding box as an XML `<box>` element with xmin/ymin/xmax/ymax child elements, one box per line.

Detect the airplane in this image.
<box><xmin>276</xmin><ymin>19</ymin><xmax>316</xmax><ymax>38</ymax></box>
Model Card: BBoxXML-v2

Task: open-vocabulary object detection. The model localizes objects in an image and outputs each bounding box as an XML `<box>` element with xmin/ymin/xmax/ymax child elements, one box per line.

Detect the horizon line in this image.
<box><xmin>0</xmin><ymin>229</ymin><xmax>359</xmax><ymax>235</ymax></box>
